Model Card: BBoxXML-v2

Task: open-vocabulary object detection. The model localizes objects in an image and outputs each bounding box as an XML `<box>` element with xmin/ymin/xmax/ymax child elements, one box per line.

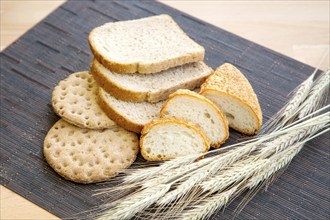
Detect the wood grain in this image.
<box><xmin>161</xmin><ymin>1</ymin><xmax>330</xmax><ymax>70</ymax></box>
<box><xmin>0</xmin><ymin>0</ymin><xmax>329</xmax><ymax>219</ymax></box>
<box><xmin>0</xmin><ymin>186</ymin><xmax>58</xmax><ymax>219</ymax></box>
<box><xmin>1</xmin><ymin>1</ymin><xmax>329</xmax><ymax>69</ymax></box>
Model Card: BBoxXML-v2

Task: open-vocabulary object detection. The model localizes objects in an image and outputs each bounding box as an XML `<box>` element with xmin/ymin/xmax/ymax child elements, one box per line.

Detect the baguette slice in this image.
<box><xmin>140</xmin><ymin>118</ymin><xmax>210</xmax><ymax>161</ymax></box>
<box><xmin>98</xmin><ymin>88</ymin><xmax>165</xmax><ymax>133</ymax></box>
<box><xmin>91</xmin><ymin>59</ymin><xmax>212</xmax><ymax>103</ymax></box>
<box><xmin>160</xmin><ymin>89</ymin><xmax>229</xmax><ymax>147</ymax></box>
<box><xmin>89</xmin><ymin>14</ymin><xmax>205</xmax><ymax>74</ymax></box>
<box><xmin>200</xmin><ymin>63</ymin><xmax>262</xmax><ymax>135</ymax></box>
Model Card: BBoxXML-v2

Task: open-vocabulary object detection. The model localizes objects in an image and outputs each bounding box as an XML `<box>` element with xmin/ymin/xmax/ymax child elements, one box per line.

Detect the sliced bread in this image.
<box><xmin>200</xmin><ymin>63</ymin><xmax>262</xmax><ymax>135</ymax></box>
<box><xmin>140</xmin><ymin>118</ymin><xmax>210</xmax><ymax>161</ymax></box>
<box><xmin>160</xmin><ymin>89</ymin><xmax>229</xmax><ymax>147</ymax></box>
<box><xmin>88</xmin><ymin>14</ymin><xmax>205</xmax><ymax>74</ymax></box>
<box><xmin>91</xmin><ymin>59</ymin><xmax>212</xmax><ymax>103</ymax></box>
<box><xmin>98</xmin><ymin>88</ymin><xmax>165</xmax><ymax>133</ymax></box>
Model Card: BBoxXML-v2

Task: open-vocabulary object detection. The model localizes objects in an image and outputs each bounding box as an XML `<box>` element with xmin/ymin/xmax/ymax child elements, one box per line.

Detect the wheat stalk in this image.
<box><xmin>157</xmin><ymin>157</ymin><xmax>223</xmax><ymax>205</ymax></box>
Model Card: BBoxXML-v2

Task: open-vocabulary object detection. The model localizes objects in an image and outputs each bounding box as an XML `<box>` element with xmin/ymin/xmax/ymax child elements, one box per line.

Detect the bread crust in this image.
<box><xmin>91</xmin><ymin>59</ymin><xmax>212</xmax><ymax>103</ymax></box>
<box><xmin>160</xmin><ymin>89</ymin><xmax>229</xmax><ymax>147</ymax></box>
<box><xmin>140</xmin><ymin>117</ymin><xmax>210</xmax><ymax>161</ymax></box>
<box><xmin>97</xmin><ymin>88</ymin><xmax>144</xmax><ymax>133</ymax></box>
<box><xmin>200</xmin><ymin>63</ymin><xmax>262</xmax><ymax>135</ymax></box>
<box><xmin>90</xmin><ymin>59</ymin><xmax>148</xmax><ymax>102</ymax></box>
<box><xmin>88</xmin><ymin>14</ymin><xmax>205</xmax><ymax>74</ymax></box>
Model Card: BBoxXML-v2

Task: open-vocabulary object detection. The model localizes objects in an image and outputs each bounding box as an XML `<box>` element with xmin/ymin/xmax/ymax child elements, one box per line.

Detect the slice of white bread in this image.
<box><xmin>200</xmin><ymin>63</ymin><xmax>262</xmax><ymax>135</ymax></box>
<box><xmin>140</xmin><ymin>118</ymin><xmax>210</xmax><ymax>161</ymax></box>
<box><xmin>160</xmin><ymin>89</ymin><xmax>229</xmax><ymax>147</ymax></box>
<box><xmin>88</xmin><ymin>14</ymin><xmax>205</xmax><ymax>74</ymax></box>
<box><xmin>90</xmin><ymin>59</ymin><xmax>212</xmax><ymax>103</ymax></box>
<box><xmin>98</xmin><ymin>87</ymin><xmax>165</xmax><ymax>133</ymax></box>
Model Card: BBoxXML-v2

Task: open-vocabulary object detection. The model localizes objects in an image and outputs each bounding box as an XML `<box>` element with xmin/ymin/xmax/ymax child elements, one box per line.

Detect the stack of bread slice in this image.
<box><xmin>44</xmin><ymin>14</ymin><xmax>263</xmax><ymax>182</ymax></box>
<box><xmin>88</xmin><ymin>14</ymin><xmax>213</xmax><ymax>133</ymax></box>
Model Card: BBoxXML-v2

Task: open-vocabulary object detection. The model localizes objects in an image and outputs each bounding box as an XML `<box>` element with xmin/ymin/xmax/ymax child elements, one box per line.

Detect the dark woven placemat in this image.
<box><xmin>1</xmin><ymin>0</ymin><xmax>329</xmax><ymax>219</ymax></box>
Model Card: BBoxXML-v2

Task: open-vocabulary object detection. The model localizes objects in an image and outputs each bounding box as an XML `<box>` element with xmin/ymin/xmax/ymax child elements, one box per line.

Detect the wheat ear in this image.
<box><xmin>95</xmin><ymin>184</ymin><xmax>171</xmax><ymax>220</ymax></box>
<box><xmin>261</xmin><ymin>49</ymin><xmax>329</xmax><ymax>134</ymax></box>
<box><xmin>200</xmin><ymin>157</ymin><xmax>264</xmax><ymax>193</ymax></box>
<box><xmin>257</xmin><ymin>113</ymin><xmax>329</xmax><ymax>158</ymax></box>
<box><xmin>232</xmin><ymin>142</ymin><xmax>306</xmax><ymax>215</ymax></box>
<box><xmin>178</xmin><ymin>186</ymin><xmax>238</xmax><ymax>220</ymax></box>
<box><xmin>157</xmin><ymin>157</ymin><xmax>224</xmax><ymax>205</ymax></box>
<box><xmin>142</xmin><ymin>157</ymin><xmax>214</xmax><ymax>188</ymax></box>
<box><xmin>298</xmin><ymin>69</ymin><xmax>330</xmax><ymax>119</ymax></box>
<box><xmin>123</xmin><ymin>155</ymin><xmax>199</xmax><ymax>183</ymax></box>
<box><xmin>260</xmin><ymin>73</ymin><xmax>315</xmax><ymax>134</ymax></box>
<box><xmin>247</xmin><ymin>143</ymin><xmax>304</xmax><ymax>189</ymax></box>
<box><xmin>154</xmin><ymin>145</ymin><xmax>262</xmax><ymax>206</ymax></box>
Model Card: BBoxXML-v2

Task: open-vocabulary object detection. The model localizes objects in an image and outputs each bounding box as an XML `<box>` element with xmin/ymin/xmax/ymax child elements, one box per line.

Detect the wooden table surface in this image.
<box><xmin>1</xmin><ymin>1</ymin><xmax>329</xmax><ymax>219</ymax></box>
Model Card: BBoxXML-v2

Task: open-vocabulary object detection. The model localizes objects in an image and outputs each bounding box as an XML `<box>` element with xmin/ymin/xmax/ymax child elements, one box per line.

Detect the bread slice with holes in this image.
<box><xmin>91</xmin><ymin>59</ymin><xmax>212</xmax><ymax>103</ymax></box>
<box><xmin>88</xmin><ymin>14</ymin><xmax>205</xmax><ymax>74</ymax></box>
<box><xmin>44</xmin><ymin>119</ymin><xmax>139</xmax><ymax>183</ymax></box>
<box><xmin>200</xmin><ymin>63</ymin><xmax>262</xmax><ymax>135</ymax></box>
<box><xmin>98</xmin><ymin>87</ymin><xmax>165</xmax><ymax>133</ymax></box>
<box><xmin>52</xmin><ymin>71</ymin><xmax>116</xmax><ymax>129</ymax></box>
<box><xmin>160</xmin><ymin>89</ymin><xmax>229</xmax><ymax>147</ymax></box>
<box><xmin>140</xmin><ymin>118</ymin><xmax>210</xmax><ymax>161</ymax></box>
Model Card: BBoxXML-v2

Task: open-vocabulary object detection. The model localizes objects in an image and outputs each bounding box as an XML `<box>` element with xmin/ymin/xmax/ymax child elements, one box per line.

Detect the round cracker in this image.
<box><xmin>52</xmin><ymin>71</ymin><xmax>116</xmax><ymax>129</ymax></box>
<box><xmin>44</xmin><ymin>119</ymin><xmax>139</xmax><ymax>183</ymax></box>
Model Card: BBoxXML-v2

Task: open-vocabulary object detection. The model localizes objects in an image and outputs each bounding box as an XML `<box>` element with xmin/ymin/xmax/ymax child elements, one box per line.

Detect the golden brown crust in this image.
<box><xmin>160</xmin><ymin>89</ymin><xmax>229</xmax><ymax>147</ymax></box>
<box><xmin>90</xmin><ymin>59</ymin><xmax>148</xmax><ymax>102</ymax></box>
<box><xmin>89</xmin><ymin>36</ymin><xmax>204</xmax><ymax>74</ymax></box>
<box><xmin>91</xmin><ymin>59</ymin><xmax>212</xmax><ymax>103</ymax></box>
<box><xmin>140</xmin><ymin>117</ymin><xmax>210</xmax><ymax>161</ymax></box>
<box><xmin>97</xmin><ymin>88</ymin><xmax>143</xmax><ymax>133</ymax></box>
<box><xmin>200</xmin><ymin>63</ymin><xmax>262</xmax><ymax>134</ymax></box>
<box><xmin>88</xmin><ymin>37</ymin><xmax>138</xmax><ymax>74</ymax></box>
<box><xmin>88</xmin><ymin>14</ymin><xmax>205</xmax><ymax>74</ymax></box>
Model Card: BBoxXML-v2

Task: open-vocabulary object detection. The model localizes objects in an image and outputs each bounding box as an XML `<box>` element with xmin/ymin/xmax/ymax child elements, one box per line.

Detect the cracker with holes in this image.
<box><xmin>44</xmin><ymin>119</ymin><xmax>139</xmax><ymax>183</ymax></box>
<box><xmin>52</xmin><ymin>71</ymin><xmax>116</xmax><ymax>129</ymax></box>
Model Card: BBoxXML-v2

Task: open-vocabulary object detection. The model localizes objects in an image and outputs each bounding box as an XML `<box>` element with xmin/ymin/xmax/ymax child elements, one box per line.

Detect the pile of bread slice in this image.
<box><xmin>44</xmin><ymin>14</ymin><xmax>262</xmax><ymax>183</ymax></box>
